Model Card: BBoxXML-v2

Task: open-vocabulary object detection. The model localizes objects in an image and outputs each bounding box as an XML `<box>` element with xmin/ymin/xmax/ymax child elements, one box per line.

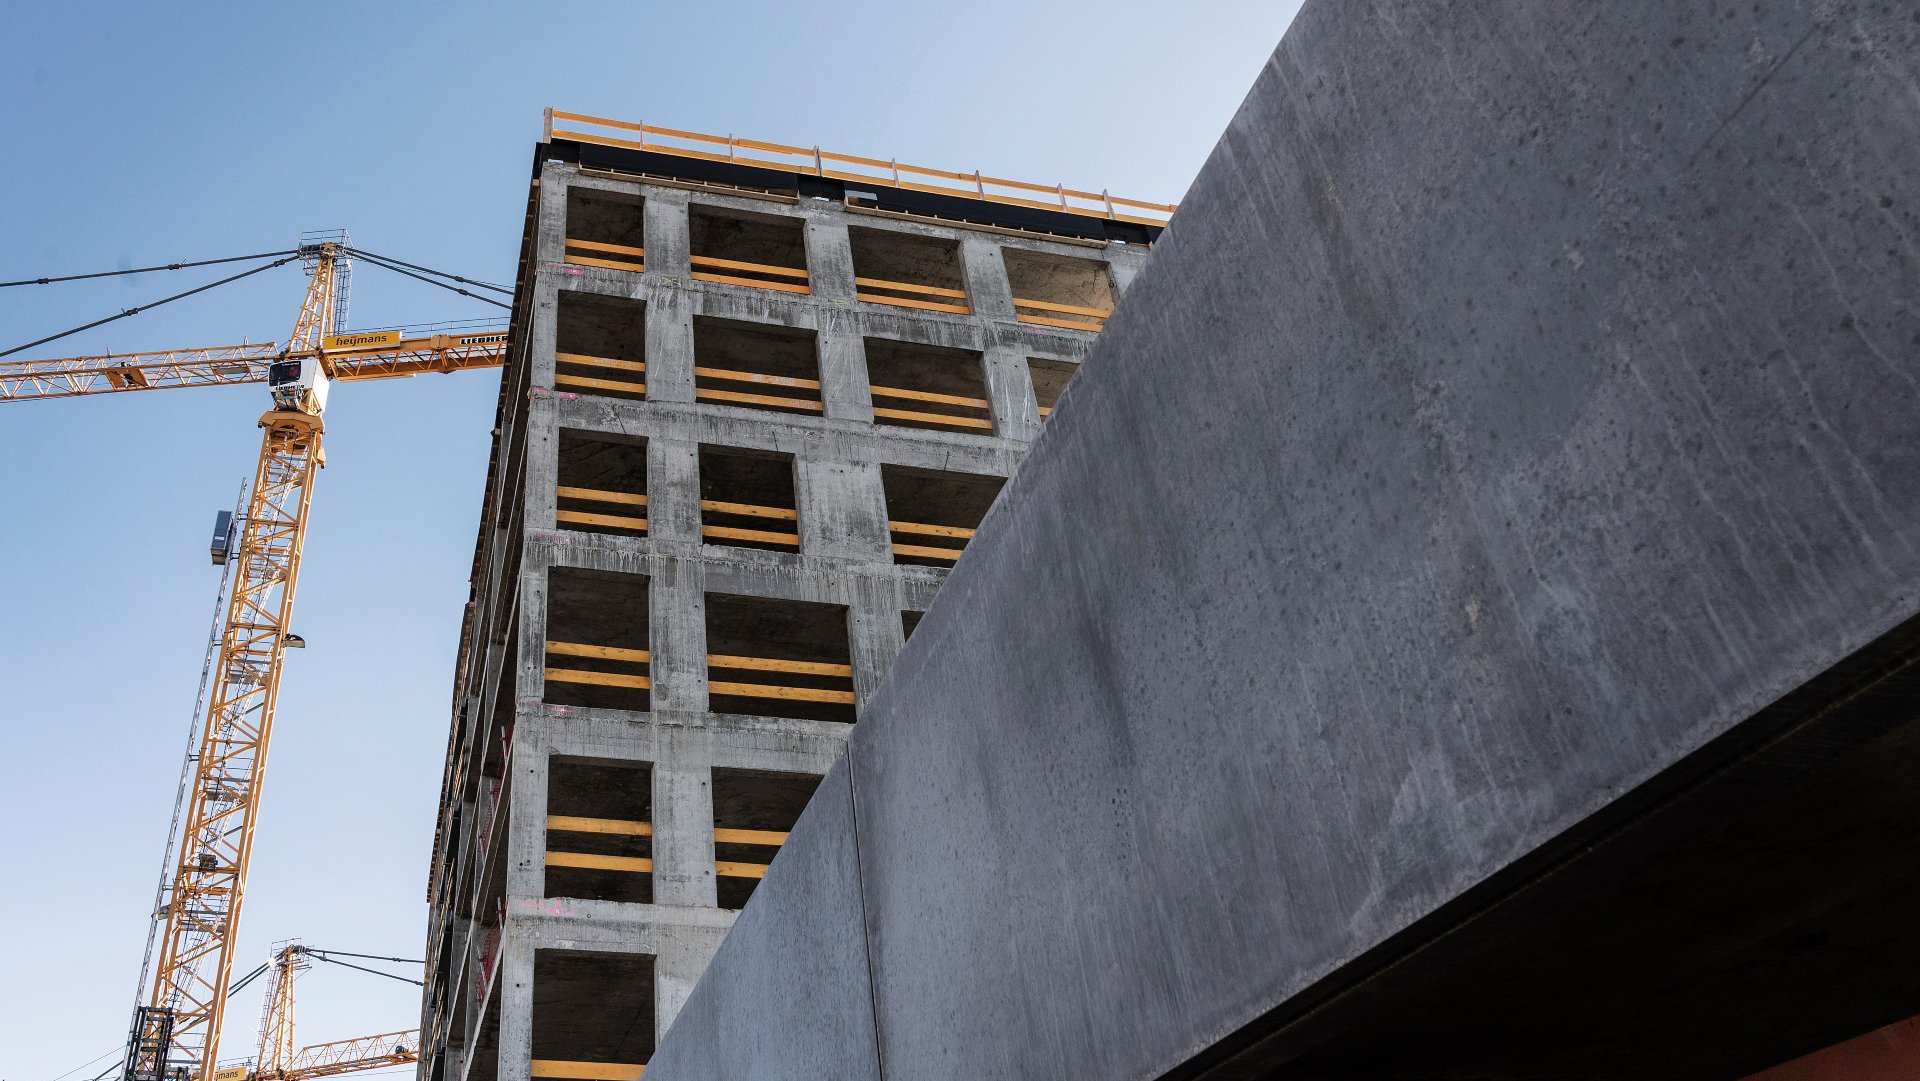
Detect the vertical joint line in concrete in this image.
<box><xmin>844</xmin><ymin>744</ymin><xmax>889</xmax><ymax>1081</ymax></box>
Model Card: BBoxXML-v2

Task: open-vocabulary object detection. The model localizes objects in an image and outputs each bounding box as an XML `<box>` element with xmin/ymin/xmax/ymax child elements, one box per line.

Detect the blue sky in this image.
<box><xmin>0</xmin><ymin>3</ymin><xmax>1300</xmax><ymax>1079</ymax></box>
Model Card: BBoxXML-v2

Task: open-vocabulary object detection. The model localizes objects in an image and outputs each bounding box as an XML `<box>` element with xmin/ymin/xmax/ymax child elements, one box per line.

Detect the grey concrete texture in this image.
<box><xmin>641</xmin><ymin>759</ymin><xmax>879</xmax><ymax>1081</ymax></box>
<box><xmin>647</xmin><ymin>2</ymin><xmax>1920</xmax><ymax>1079</ymax></box>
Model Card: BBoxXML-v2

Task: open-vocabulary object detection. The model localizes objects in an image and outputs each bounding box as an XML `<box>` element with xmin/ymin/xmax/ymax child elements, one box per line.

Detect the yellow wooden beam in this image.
<box><xmin>565</xmin><ymin>239</ymin><xmax>647</xmax><ymax>258</ymax></box>
<box><xmin>547</xmin><ymin>641</ymin><xmax>651</xmax><ymax>663</ymax></box>
<box><xmin>872</xmin><ymin>406</ymin><xmax>994</xmax><ymax>430</ymax></box>
<box><xmin>713</xmin><ymin>827</ymin><xmax>788</xmax><ymax>846</ymax></box>
<box><xmin>851</xmin><ymin>276</ymin><xmax>968</xmax><ymax>300</ymax></box>
<box><xmin>556</xmin><ymin>352</ymin><xmax>648</xmax><ymax>373</ymax></box>
<box><xmin>558</xmin><ymin>486</ymin><xmax>649</xmax><ymax>507</ymax></box>
<box><xmin>690</xmin><ymin>255</ymin><xmax>810</xmax><ymax>280</ymax></box>
<box><xmin>694</xmin><ymin>387</ymin><xmax>824</xmax><ymax>412</ymax></box>
<box><xmin>714</xmin><ymin>860</ymin><xmax>769</xmax><ymax>880</ymax></box>
<box><xmin>555</xmin><ymin>510</ymin><xmax>649</xmax><ymax>532</ymax></box>
<box><xmin>708</xmin><ymin>680</ymin><xmax>857</xmax><ymax>705</ymax></box>
<box><xmin>699</xmin><ymin>498</ymin><xmax>797</xmax><ymax>521</ymax></box>
<box><xmin>708</xmin><ymin>654</ymin><xmax>853</xmax><ymax>677</ymax></box>
<box><xmin>555</xmin><ymin>373</ymin><xmax>648</xmax><ymax>395</ymax></box>
<box><xmin>701</xmin><ymin>524</ymin><xmax>802</xmax><ymax>547</ymax></box>
<box><xmin>868</xmin><ymin>384</ymin><xmax>990</xmax><ymax>409</ymax></box>
<box><xmin>889</xmin><ymin>520</ymin><xmax>976</xmax><ymax>539</ymax></box>
<box><xmin>545</xmin><ymin>667</ymin><xmax>652</xmax><ymax>690</ymax></box>
<box><xmin>1011</xmin><ymin>296</ymin><xmax>1113</xmax><ymax>318</ymax></box>
<box><xmin>563</xmin><ymin>255</ymin><xmax>646</xmax><ymax>273</ymax></box>
<box><xmin>547</xmin><ymin>815</ymin><xmax>652</xmax><ymax>837</ymax></box>
<box><xmin>692</xmin><ymin>364</ymin><xmax>821</xmax><ymax>391</ymax></box>
<box><xmin>545</xmin><ymin>851</ymin><xmax>653</xmax><ymax>873</ymax></box>
<box><xmin>530</xmin><ymin>1062</ymin><xmax>644</xmax><ymax>1081</ymax></box>
<box><xmin>893</xmin><ymin>542</ymin><xmax>965</xmax><ymax>561</ymax></box>
<box><xmin>689</xmin><ymin>271</ymin><xmax>813</xmax><ymax>295</ymax></box>
<box><xmin>855</xmin><ymin>293</ymin><xmax>973</xmax><ymax>316</ymax></box>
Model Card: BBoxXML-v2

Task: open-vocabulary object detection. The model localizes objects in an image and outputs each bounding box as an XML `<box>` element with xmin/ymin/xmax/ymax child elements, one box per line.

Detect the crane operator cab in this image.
<box><xmin>267</xmin><ymin>356</ymin><xmax>330</xmax><ymax>415</ymax></box>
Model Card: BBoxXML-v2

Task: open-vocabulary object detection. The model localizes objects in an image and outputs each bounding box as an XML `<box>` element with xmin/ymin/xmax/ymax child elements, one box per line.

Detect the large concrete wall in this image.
<box><xmin>646</xmin><ymin>3</ymin><xmax>1920</xmax><ymax>1079</ymax></box>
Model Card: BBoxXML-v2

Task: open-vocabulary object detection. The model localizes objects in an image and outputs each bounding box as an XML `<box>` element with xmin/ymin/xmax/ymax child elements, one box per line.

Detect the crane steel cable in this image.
<box><xmin>39</xmin><ymin>1045</ymin><xmax>125</xmax><ymax>1081</ymax></box>
<box><xmin>0</xmin><ymin>250</ymin><xmax>298</xmax><ymax>289</ymax></box>
<box><xmin>303</xmin><ymin>951</ymin><xmax>424</xmax><ymax>988</ymax></box>
<box><xmin>340</xmin><ymin>248</ymin><xmax>511</xmax><ymax>294</ymax></box>
<box><xmin>341</xmin><ymin>252</ymin><xmax>511</xmax><ymax>309</ymax></box>
<box><xmin>0</xmin><ymin>256</ymin><xmax>298</xmax><ymax>359</ymax></box>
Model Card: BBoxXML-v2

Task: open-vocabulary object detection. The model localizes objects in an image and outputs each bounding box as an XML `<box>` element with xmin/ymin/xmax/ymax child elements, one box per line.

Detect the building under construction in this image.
<box><xmin>416</xmin><ymin>112</ymin><xmax>1167</xmax><ymax>1081</ymax></box>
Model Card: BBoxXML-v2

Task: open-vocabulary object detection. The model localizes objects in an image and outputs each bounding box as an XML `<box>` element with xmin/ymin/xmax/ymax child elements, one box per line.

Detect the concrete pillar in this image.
<box><xmin>644</xmin><ymin>288</ymin><xmax>697</xmax><ymax>405</ymax></box>
<box><xmin>646</xmin><ymin>438</ymin><xmax>703</xmax><ymax>549</ymax></box>
<box><xmin>650</xmin><ymin>730</ymin><xmax>716</xmax><ymax>908</ymax></box>
<box><xmin>960</xmin><ymin>234</ymin><xmax>1016</xmax><ymax>321</ymax></box>
<box><xmin>504</xmin><ymin>733</ymin><xmax>551</xmax><ymax>900</ymax></box>
<box><xmin>495</xmin><ymin>940</ymin><xmax>535</xmax><ymax>1081</ymax></box>
<box><xmin>848</xmin><ymin>575</ymin><xmax>907</xmax><ymax>707</ymax></box>
<box><xmin>655</xmin><ymin>936</ymin><xmax>721</xmax><ymax>1042</ymax></box>
<box><xmin>982</xmin><ymin>345</ymin><xmax>1041</xmax><ymax>442</ymax></box>
<box><xmin>796</xmin><ymin>458</ymin><xmax>890</xmax><ymax>562</ymax></box>
<box><xmin>643</xmin><ymin>190</ymin><xmax>692</xmax><ymax>279</ymax></box>
<box><xmin>803</xmin><ymin>217</ymin><xmax>857</xmax><ymax>304</ymax></box>
<box><xmin>649</xmin><ymin>571</ymin><xmax>709</xmax><ymax>716</ymax></box>
<box><xmin>817</xmin><ymin>313</ymin><xmax>874</xmax><ymax>423</ymax></box>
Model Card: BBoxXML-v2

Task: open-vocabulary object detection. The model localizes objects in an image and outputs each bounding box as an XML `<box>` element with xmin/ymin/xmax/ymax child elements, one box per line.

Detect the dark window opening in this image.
<box><xmin>865</xmin><ymin>338</ymin><xmax>993</xmax><ymax>434</ymax></box>
<box><xmin>698</xmin><ymin>445</ymin><xmax>799</xmax><ymax>553</ymax></box>
<box><xmin>849</xmin><ymin>226</ymin><xmax>969</xmax><ymax>314</ymax></box>
<box><xmin>692</xmin><ymin>316</ymin><xmax>822</xmax><ymax>417</ymax></box>
<box><xmin>544</xmin><ymin>758</ymin><xmax>653</xmax><ymax>904</ymax></box>
<box><xmin>557</xmin><ymin>431</ymin><xmax>648</xmax><ymax>538</ymax></box>
<box><xmin>704</xmin><ymin>593</ymin><xmax>854</xmax><ymax>724</ymax></box>
<box><xmin>531</xmin><ymin>950</ymin><xmax>654</xmax><ymax>1078</ymax></box>
<box><xmin>711</xmin><ymin>768</ymin><xmax>823</xmax><ymax>910</ymax></box>
<box><xmin>555</xmin><ymin>291</ymin><xmax>648</xmax><ymax>401</ymax></box>
<box><xmin>1003</xmin><ymin>248</ymin><xmax>1114</xmax><ymax>332</ymax></box>
<box><xmin>564</xmin><ymin>187</ymin><xmax>646</xmax><ymax>273</ymax></box>
<box><xmin>543</xmin><ymin>568</ymin><xmax>650</xmax><ymax>713</ymax></box>
<box><xmin>689</xmin><ymin>204</ymin><xmax>809</xmax><ymax>294</ymax></box>
<box><xmin>880</xmin><ymin>464</ymin><xmax>1006</xmax><ymax>567</ymax></box>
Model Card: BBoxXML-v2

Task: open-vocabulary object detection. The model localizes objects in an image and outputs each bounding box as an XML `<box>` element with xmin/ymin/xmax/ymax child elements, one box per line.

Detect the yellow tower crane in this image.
<box><xmin>0</xmin><ymin>238</ymin><xmax>509</xmax><ymax>1081</ymax></box>
<box><xmin>210</xmin><ymin>943</ymin><xmax>420</xmax><ymax>1081</ymax></box>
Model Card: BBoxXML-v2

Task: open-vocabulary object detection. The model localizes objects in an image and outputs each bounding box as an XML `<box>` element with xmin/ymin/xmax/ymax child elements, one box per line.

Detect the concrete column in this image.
<box><xmin>650</xmin><ymin>729</ymin><xmax>716</xmax><ymax>908</ymax></box>
<box><xmin>646</xmin><ymin>438</ymin><xmax>703</xmax><ymax>549</ymax></box>
<box><xmin>847</xmin><ymin>576</ymin><xmax>907</xmax><ymax>708</ymax></box>
<box><xmin>495</xmin><ymin>939</ymin><xmax>536</xmax><ymax>1081</ymax></box>
<box><xmin>803</xmin><ymin>217</ymin><xmax>857</xmax><ymax>304</ymax></box>
<box><xmin>960</xmin><ymin>233</ymin><xmax>1016</xmax><ymax>321</ymax></box>
<box><xmin>643</xmin><ymin>288</ymin><xmax>697</xmax><ymax>405</ymax></box>
<box><xmin>649</xmin><ymin>570</ymin><xmax>709</xmax><ymax>716</ymax></box>
<box><xmin>522</xmin><ymin>394</ymin><xmax>559</xmax><ymax>535</ymax></box>
<box><xmin>1108</xmin><ymin>250</ymin><xmax>1146</xmax><ymax>297</ymax></box>
<box><xmin>515</xmin><ymin>557</ymin><xmax>551</xmax><ymax>708</ymax></box>
<box><xmin>817</xmin><ymin>313</ymin><xmax>873</xmax><ymax>423</ymax></box>
<box><xmin>796</xmin><ymin>458</ymin><xmax>890</xmax><ymax>562</ymax></box>
<box><xmin>642</xmin><ymin>189</ymin><xmax>691</xmax><ymax>279</ymax></box>
<box><xmin>981</xmin><ymin>345</ymin><xmax>1041</xmax><ymax>442</ymax></box>
<box><xmin>504</xmin><ymin>730</ymin><xmax>551</xmax><ymax>900</ymax></box>
<box><xmin>528</xmin><ymin>279</ymin><xmax>561</xmax><ymax>389</ymax></box>
<box><xmin>655</xmin><ymin>936</ymin><xmax>722</xmax><ymax>1042</ymax></box>
<box><xmin>535</xmin><ymin>166</ymin><xmax>569</xmax><ymax>265</ymax></box>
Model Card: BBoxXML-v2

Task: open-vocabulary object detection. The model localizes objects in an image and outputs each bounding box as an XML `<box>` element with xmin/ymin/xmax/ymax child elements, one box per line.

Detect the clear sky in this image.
<box><xmin>0</xmin><ymin>3</ymin><xmax>1301</xmax><ymax>1079</ymax></box>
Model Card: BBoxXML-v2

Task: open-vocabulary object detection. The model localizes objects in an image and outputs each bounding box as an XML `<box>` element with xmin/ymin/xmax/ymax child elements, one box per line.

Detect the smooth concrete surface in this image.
<box><xmin>648</xmin><ymin>2</ymin><xmax>1920</xmax><ymax>1080</ymax></box>
<box><xmin>641</xmin><ymin>761</ymin><xmax>879</xmax><ymax>1081</ymax></box>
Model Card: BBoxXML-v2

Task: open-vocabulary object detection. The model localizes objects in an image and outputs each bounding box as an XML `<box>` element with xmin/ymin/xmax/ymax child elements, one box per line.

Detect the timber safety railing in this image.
<box><xmin>545</xmin><ymin>109</ymin><xmax>1177</xmax><ymax>229</ymax></box>
<box><xmin>529</xmin><ymin>1061</ymin><xmax>645</xmax><ymax>1081</ymax></box>
<box><xmin>1013</xmin><ymin>297</ymin><xmax>1112</xmax><ymax>333</ymax></box>
<box><xmin>563</xmin><ymin>238</ymin><xmax>646</xmax><ymax>273</ymax></box>
<box><xmin>556</xmin><ymin>485</ymin><xmax>648</xmax><ymax>536</ymax></box>
<box><xmin>544</xmin><ymin>640</ymin><xmax>855</xmax><ymax>708</ymax></box>
<box><xmin>889</xmin><ymin>519</ymin><xmax>974</xmax><ymax>563</ymax></box>
<box><xmin>868</xmin><ymin>382</ymin><xmax>992</xmax><ymax>432</ymax></box>
<box><xmin>555</xmin><ymin>351</ymin><xmax>647</xmax><ymax>399</ymax></box>
<box><xmin>854</xmin><ymin>276</ymin><xmax>971</xmax><ymax>315</ymax></box>
<box><xmin>544</xmin><ymin>814</ymin><xmax>788</xmax><ymax>881</ymax></box>
<box><xmin>690</xmin><ymin>254</ymin><xmax>811</xmax><ymax>294</ymax></box>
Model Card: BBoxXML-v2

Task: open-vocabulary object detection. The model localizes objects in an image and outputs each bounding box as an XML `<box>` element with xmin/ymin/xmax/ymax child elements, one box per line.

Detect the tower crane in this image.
<box><xmin>209</xmin><ymin>942</ymin><xmax>421</xmax><ymax>1081</ymax></box>
<box><xmin>0</xmin><ymin>237</ymin><xmax>511</xmax><ymax>1081</ymax></box>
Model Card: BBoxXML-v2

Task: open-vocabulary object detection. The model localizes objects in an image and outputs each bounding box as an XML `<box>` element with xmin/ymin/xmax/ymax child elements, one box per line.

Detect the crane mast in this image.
<box><xmin>0</xmin><ymin>236</ymin><xmax>505</xmax><ymax>1081</ymax></box>
<box><xmin>125</xmin><ymin>243</ymin><xmax>340</xmax><ymax>1081</ymax></box>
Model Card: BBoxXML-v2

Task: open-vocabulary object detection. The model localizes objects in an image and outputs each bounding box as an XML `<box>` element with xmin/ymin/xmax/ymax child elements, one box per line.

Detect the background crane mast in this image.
<box><xmin>0</xmin><ymin>237</ymin><xmax>510</xmax><ymax>1081</ymax></box>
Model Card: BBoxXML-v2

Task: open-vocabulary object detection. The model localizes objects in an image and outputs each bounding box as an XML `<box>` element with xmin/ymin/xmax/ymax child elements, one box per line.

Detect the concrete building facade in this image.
<box><xmin>416</xmin><ymin>119</ymin><xmax>1162</xmax><ymax>1081</ymax></box>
